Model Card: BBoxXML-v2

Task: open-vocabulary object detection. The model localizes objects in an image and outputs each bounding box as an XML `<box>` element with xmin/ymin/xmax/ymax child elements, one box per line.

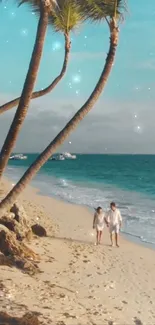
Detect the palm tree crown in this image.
<box><xmin>0</xmin><ymin>0</ymin><xmax>83</xmax><ymax>115</ymax></box>
<box><xmin>20</xmin><ymin>0</ymin><xmax>83</xmax><ymax>32</ymax></box>
<box><xmin>49</xmin><ymin>0</ymin><xmax>83</xmax><ymax>34</ymax></box>
<box><xmin>77</xmin><ymin>0</ymin><xmax>127</xmax><ymax>23</ymax></box>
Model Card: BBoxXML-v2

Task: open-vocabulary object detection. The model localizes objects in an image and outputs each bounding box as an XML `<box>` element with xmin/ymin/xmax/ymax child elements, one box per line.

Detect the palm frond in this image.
<box><xmin>49</xmin><ymin>0</ymin><xmax>83</xmax><ymax>33</ymax></box>
<box><xmin>77</xmin><ymin>0</ymin><xmax>127</xmax><ymax>23</ymax></box>
<box><xmin>17</xmin><ymin>0</ymin><xmax>83</xmax><ymax>33</ymax></box>
<box><xmin>18</xmin><ymin>0</ymin><xmax>57</xmax><ymax>13</ymax></box>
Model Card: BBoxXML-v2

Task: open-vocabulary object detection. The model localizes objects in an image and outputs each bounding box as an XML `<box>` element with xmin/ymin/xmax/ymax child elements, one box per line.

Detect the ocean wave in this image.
<box><xmin>59</xmin><ymin>178</ymin><xmax>69</xmax><ymax>188</ymax></box>
<box><xmin>121</xmin><ymin>230</ymin><xmax>155</xmax><ymax>246</ymax></box>
<box><xmin>58</xmin><ymin>178</ymin><xmax>76</xmax><ymax>189</ymax></box>
<box><xmin>5</xmin><ymin>164</ymin><xmax>155</xmax><ymax>247</ymax></box>
<box><xmin>126</xmin><ymin>215</ymin><xmax>140</xmax><ymax>221</ymax></box>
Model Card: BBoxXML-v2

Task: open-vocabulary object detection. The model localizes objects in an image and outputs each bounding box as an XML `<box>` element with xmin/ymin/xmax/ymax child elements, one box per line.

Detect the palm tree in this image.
<box><xmin>0</xmin><ymin>0</ymin><xmax>127</xmax><ymax>214</ymax></box>
<box><xmin>0</xmin><ymin>0</ymin><xmax>55</xmax><ymax>180</ymax></box>
<box><xmin>0</xmin><ymin>0</ymin><xmax>83</xmax><ymax>115</ymax></box>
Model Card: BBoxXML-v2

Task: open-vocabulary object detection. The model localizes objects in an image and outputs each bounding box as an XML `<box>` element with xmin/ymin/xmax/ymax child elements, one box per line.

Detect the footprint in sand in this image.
<box><xmin>122</xmin><ymin>300</ymin><xmax>128</xmax><ymax>305</ymax></box>
<box><xmin>63</xmin><ymin>312</ymin><xmax>77</xmax><ymax>319</ymax></box>
<box><xmin>59</xmin><ymin>293</ymin><xmax>66</xmax><ymax>298</ymax></box>
<box><xmin>134</xmin><ymin>317</ymin><xmax>143</xmax><ymax>325</ymax></box>
<box><xmin>93</xmin><ymin>311</ymin><xmax>99</xmax><ymax>315</ymax></box>
<box><xmin>114</xmin><ymin>306</ymin><xmax>122</xmax><ymax>311</ymax></box>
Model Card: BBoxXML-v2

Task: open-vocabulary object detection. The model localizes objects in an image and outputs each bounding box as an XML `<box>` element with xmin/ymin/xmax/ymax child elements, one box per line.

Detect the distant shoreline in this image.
<box><xmin>9</xmin><ymin>152</ymin><xmax>155</xmax><ymax>155</ymax></box>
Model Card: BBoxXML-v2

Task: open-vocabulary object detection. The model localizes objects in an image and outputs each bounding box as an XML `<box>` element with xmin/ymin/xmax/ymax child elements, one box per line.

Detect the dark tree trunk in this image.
<box><xmin>0</xmin><ymin>8</ymin><xmax>48</xmax><ymax>179</ymax></box>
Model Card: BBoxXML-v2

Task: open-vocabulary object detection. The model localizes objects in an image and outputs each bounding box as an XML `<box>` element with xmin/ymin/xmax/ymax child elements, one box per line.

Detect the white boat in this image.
<box><xmin>9</xmin><ymin>154</ymin><xmax>27</xmax><ymax>160</ymax></box>
<box><xmin>63</xmin><ymin>152</ymin><xmax>76</xmax><ymax>159</ymax></box>
<box><xmin>49</xmin><ymin>152</ymin><xmax>76</xmax><ymax>161</ymax></box>
<box><xmin>50</xmin><ymin>154</ymin><xmax>65</xmax><ymax>161</ymax></box>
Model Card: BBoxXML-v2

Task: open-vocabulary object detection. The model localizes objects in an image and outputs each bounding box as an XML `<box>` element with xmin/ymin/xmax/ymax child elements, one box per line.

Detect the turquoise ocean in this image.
<box><xmin>6</xmin><ymin>154</ymin><xmax>155</xmax><ymax>246</ymax></box>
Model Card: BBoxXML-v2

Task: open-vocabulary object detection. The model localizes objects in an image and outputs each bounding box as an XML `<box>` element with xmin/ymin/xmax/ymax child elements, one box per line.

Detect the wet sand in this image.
<box><xmin>0</xmin><ymin>178</ymin><xmax>155</xmax><ymax>325</ymax></box>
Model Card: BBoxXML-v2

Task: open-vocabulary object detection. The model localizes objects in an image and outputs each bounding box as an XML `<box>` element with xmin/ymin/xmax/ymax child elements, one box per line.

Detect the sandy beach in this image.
<box><xmin>0</xmin><ymin>177</ymin><xmax>155</xmax><ymax>325</ymax></box>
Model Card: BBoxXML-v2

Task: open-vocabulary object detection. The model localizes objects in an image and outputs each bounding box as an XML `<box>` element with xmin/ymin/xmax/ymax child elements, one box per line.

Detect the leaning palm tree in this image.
<box><xmin>0</xmin><ymin>0</ymin><xmax>83</xmax><ymax>180</ymax></box>
<box><xmin>0</xmin><ymin>0</ymin><xmax>127</xmax><ymax>213</ymax></box>
<box><xmin>0</xmin><ymin>0</ymin><xmax>56</xmax><ymax>180</ymax></box>
<box><xmin>0</xmin><ymin>0</ymin><xmax>83</xmax><ymax>115</ymax></box>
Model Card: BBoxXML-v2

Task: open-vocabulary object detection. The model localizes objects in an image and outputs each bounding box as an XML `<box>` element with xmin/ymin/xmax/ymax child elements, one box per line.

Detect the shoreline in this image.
<box><xmin>1</xmin><ymin>177</ymin><xmax>155</xmax><ymax>324</ymax></box>
<box><xmin>6</xmin><ymin>172</ymin><xmax>155</xmax><ymax>251</ymax></box>
<box><xmin>3</xmin><ymin>175</ymin><xmax>155</xmax><ymax>253</ymax></box>
<box><xmin>31</xmin><ymin>183</ymin><xmax>155</xmax><ymax>251</ymax></box>
<box><xmin>38</xmin><ymin>188</ymin><xmax>155</xmax><ymax>251</ymax></box>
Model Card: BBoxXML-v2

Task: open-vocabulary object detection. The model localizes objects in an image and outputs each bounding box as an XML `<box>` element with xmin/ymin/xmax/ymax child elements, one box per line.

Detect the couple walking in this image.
<box><xmin>93</xmin><ymin>202</ymin><xmax>122</xmax><ymax>247</ymax></box>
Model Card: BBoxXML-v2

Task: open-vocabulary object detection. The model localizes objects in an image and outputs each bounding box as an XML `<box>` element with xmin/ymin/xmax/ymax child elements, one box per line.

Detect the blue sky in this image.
<box><xmin>0</xmin><ymin>0</ymin><xmax>155</xmax><ymax>153</ymax></box>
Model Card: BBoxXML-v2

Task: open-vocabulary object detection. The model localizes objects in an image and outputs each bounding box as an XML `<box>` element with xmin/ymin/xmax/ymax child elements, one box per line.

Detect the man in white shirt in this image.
<box><xmin>106</xmin><ymin>202</ymin><xmax>122</xmax><ymax>247</ymax></box>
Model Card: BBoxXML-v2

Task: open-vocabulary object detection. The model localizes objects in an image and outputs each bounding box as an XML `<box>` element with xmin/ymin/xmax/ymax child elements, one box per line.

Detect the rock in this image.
<box><xmin>0</xmin><ymin>203</ymin><xmax>32</xmax><ymax>240</ymax></box>
<box><xmin>0</xmin><ymin>215</ymin><xmax>16</xmax><ymax>232</ymax></box>
<box><xmin>0</xmin><ymin>311</ymin><xmax>41</xmax><ymax>325</ymax></box>
<box><xmin>31</xmin><ymin>224</ymin><xmax>47</xmax><ymax>237</ymax></box>
<box><xmin>14</xmin><ymin>257</ymin><xmax>40</xmax><ymax>276</ymax></box>
<box><xmin>0</xmin><ymin>253</ymin><xmax>13</xmax><ymax>267</ymax></box>
<box><xmin>0</xmin><ymin>226</ymin><xmax>40</xmax><ymax>275</ymax></box>
<box><xmin>10</xmin><ymin>203</ymin><xmax>29</xmax><ymax>227</ymax></box>
<box><xmin>0</xmin><ymin>224</ymin><xmax>17</xmax><ymax>256</ymax></box>
<box><xmin>0</xmin><ymin>225</ymin><xmax>39</xmax><ymax>260</ymax></box>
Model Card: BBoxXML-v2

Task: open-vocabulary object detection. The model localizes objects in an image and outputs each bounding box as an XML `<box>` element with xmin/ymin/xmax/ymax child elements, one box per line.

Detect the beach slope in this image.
<box><xmin>0</xmin><ymin>178</ymin><xmax>155</xmax><ymax>324</ymax></box>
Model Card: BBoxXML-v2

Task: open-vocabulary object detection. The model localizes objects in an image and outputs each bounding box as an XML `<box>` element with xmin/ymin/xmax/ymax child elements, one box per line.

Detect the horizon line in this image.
<box><xmin>10</xmin><ymin>152</ymin><xmax>155</xmax><ymax>156</ymax></box>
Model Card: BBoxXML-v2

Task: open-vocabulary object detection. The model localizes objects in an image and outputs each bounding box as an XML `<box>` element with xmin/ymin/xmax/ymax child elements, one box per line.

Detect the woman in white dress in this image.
<box><xmin>93</xmin><ymin>206</ymin><xmax>105</xmax><ymax>245</ymax></box>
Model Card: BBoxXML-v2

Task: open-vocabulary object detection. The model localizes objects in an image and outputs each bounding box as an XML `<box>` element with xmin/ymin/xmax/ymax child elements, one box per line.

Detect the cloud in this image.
<box><xmin>44</xmin><ymin>50</ymin><xmax>105</xmax><ymax>65</ymax></box>
<box><xmin>136</xmin><ymin>59</ymin><xmax>155</xmax><ymax>71</ymax></box>
<box><xmin>0</xmin><ymin>93</ymin><xmax>155</xmax><ymax>154</ymax></box>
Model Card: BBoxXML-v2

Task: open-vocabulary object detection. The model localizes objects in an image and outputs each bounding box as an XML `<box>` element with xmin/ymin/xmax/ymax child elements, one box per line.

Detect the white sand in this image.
<box><xmin>0</xmin><ymin>178</ymin><xmax>155</xmax><ymax>324</ymax></box>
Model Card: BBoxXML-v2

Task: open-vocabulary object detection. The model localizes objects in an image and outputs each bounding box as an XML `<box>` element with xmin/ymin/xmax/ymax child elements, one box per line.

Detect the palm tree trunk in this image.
<box><xmin>0</xmin><ymin>9</ymin><xmax>48</xmax><ymax>180</ymax></box>
<box><xmin>0</xmin><ymin>33</ymin><xmax>70</xmax><ymax>115</ymax></box>
<box><xmin>0</xmin><ymin>22</ymin><xmax>119</xmax><ymax>214</ymax></box>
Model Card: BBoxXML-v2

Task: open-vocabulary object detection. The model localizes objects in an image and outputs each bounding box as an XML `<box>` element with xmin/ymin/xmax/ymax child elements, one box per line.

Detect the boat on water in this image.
<box><xmin>63</xmin><ymin>152</ymin><xmax>76</xmax><ymax>159</ymax></box>
<box><xmin>49</xmin><ymin>154</ymin><xmax>65</xmax><ymax>161</ymax></box>
<box><xmin>9</xmin><ymin>154</ymin><xmax>27</xmax><ymax>160</ymax></box>
<box><xmin>49</xmin><ymin>152</ymin><xmax>76</xmax><ymax>161</ymax></box>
